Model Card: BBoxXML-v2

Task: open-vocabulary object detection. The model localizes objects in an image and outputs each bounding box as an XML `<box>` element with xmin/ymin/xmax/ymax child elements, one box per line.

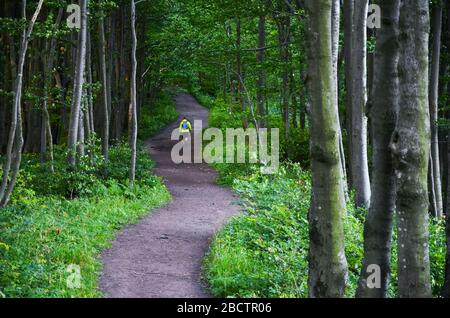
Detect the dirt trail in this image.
<box><xmin>100</xmin><ymin>93</ymin><xmax>240</xmax><ymax>298</ymax></box>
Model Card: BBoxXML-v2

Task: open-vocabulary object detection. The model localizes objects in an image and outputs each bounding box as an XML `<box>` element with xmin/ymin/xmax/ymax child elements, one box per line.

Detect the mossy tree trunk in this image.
<box><xmin>391</xmin><ymin>0</ymin><xmax>432</xmax><ymax>298</ymax></box>
<box><xmin>305</xmin><ymin>0</ymin><xmax>348</xmax><ymax>298</ymax></box>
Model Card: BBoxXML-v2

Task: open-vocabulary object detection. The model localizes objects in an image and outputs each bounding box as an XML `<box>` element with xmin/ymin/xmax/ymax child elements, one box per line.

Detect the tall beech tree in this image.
<box><xmin>349</xmin><ymin>0</ymin><xmax>371</xmax><ymax>208</ymax></box>
<box><xmin>129</xmin><ymin>0</ymin><xmax>138</xmax><ymax>185</ymax></box>
<box><xmin>41</xmin><ymin>8</ymin><xmax>64</xmax><ymax>172</ymax></box>
<box><xmin>305</xmin><ymin>0</ymin><xmax>348</xmax><ymax>298</ymax></box>
<box><xmin>429</xmin><ymin>1</ymin><xmax>444</xmax><ymax>218</ymax></box>
<box><xmin>256</xmin><ymin>11</ymin><xmax>266</xmax><ymax>128</ymax></box>
<box><xmin>67</xmin><ymin>0</ymin><xmax>88</xmax><ymax>166</ymax></box>
<box><xmin>357</xmin><ymin>0</ymin><xmax>400</xmax><ymax>298</ymax></box>
<box><xmin>98</xmin><ymin>9</ymin><xmax>110</xmax><ymax>162</ymax></box>
<box><xmin>391</xmin><ymin>0</ymin><xmax>432</xmax><ymax>298</ymax></box>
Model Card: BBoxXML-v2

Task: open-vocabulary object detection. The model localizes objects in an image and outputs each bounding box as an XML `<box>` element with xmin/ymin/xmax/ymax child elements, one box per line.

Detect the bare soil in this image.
<box><xmin>99</xmin><ymin>93</ymin><xmax>240</xmax><ymax>298</ymax></box>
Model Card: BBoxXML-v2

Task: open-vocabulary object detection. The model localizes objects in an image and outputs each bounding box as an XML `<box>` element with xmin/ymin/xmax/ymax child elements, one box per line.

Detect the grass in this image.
<box><xmin>0</xmin><ymin>178</ymin><xmax>170</xmax><ymax>297</ymax></box>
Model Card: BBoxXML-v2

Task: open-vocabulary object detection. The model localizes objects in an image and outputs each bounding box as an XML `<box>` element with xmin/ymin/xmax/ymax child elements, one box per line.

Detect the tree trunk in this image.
<box><xmin>41</xmin><ymin>8</ymin><xmax>63</xmax><ymax>171</ymax></box>
<box><xmin>391</xmin><ymin>0</ymin><xmax>432</xmax><ymax>298</ymax></box>
<box><xmin>0</xmin><ymin>0</ymin><xmax>44</xmax><ymax>207</ymax></box>
<box><xmin>429</xmin><ymin>2</ymin><xmax>443</xmax><ymax>218</ymax></box>
<box><xmin>236</xmin><ymin>16</ymin><xmax>246</xmax><ymax>127</ymax></box>
<box><xmin>86</xmin><ymin>29</ymin><xmax>95</xmax><ymax>135</ymax></box>
<box><xmin>356</xmin><ymin>0</ymin><xmax>400</xmax><ymax>298</ymax></box>
<box><xmin>277</xmin><ymin>6</ymin><xmax>290</xmax><ymax>142</ymax></box>
<box><xmin>331</xmin><ymin>0</ymin><xmax>348</xmax><ymax>199</ymax></box>
<box><xmin>256</xmin><ymin>14</ymin><xmax>266</xmax><ymax>128</ymax></box>
<box><xmin>305</xmin><ymin>0</ymin><xmax>348</xmax><ymax>298</ymax></box>
<box><xmin>344</xmin><ymin>0</ymin><xmax>354</xmax><ymax>187</ymax></box>
<box><xmin>98</xmin><ymin>11</ymin><xmax>110</xmax><ymax>162</ymax></box>
<box><xmin>444</xmin><ymin>2</ymin><xmax>450</xmax><ymax>291</ymax></box>
<box><xmin>129</xmin><ymin>0</ymin><xmax>138</xmax><ymax>185</ymax></box>
<box><xmin>350</xmin><ymin>0</ymin><xmax>371</xmax><ymax>208</ymax></box>
<box><xmin>67</xmin><ymin>0</ymin><xmax>88</xmax><ymax>167</ymax></box>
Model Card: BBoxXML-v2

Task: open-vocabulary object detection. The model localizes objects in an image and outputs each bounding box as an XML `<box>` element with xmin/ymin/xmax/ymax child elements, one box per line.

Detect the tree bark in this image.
<box><xmin>444</xmin><ymin>1</ymin><xmax>450</xmax><ymax>297</ymax></box>
<box><xmin>98</xmin><ymin>11</ymin><xmax>110</xmax><ymax>162</ymax></box>
<box><xmin>256</xmin><ymin>14</ymin><xmax>266</xmax><ymax>128</ymax></box>
<box><xmin>350</xmin><ymin>0</ymin><xmax>371</xmax><ymax>208</ymax></box>
<box><xmin>429</xmin><ymin>2</ymin><xmax>443</xmax><ymax>218</ymax></box>
<box><xmin>277</xmin><ymin>4</ymin><xmax>290</xmax><ymax>141</ymax></box>
<box><xmin>331</xmin><ymin>0</ymin><xmax>348</xmax><ymax>199</ymax></box>
<box><xmin>356</xmin><ymin>0</ymin><xmax>400</xmax><ymax>298</ymax></box>
<box><xmin>67</xmin><ymin>0</ymin><xmax>88</xmax><ymax>167</ymax></box>
<box><xmin>86</xmin><ymin>29</ymin><xmax>95</xmax><ymax>135</ymax></box>
<box><xmin>344</xmin><ymin>0</ymin><xmax>353</xmax><ymax>187</ymax></box>
<box><xmin>391</xmin><ymin>0</ymin><xmax>432</xmax><ymax>298</ymax></box>
<box><xmin>41</xmin><ymin>8</ymin><xmax>63</xmax><ymax>171</ymax></box>
<box><xmin>305</xmin><ymin>0</ymin><xmax>348</xmax><ymax>298</ymax></box>
<box><xmin>236</xmin><ymin>16</ymin><xmax>247</xmax><ymax>127</ymax></box>
<box><xmin>129</xmin><ymin>0</ymin><xmax>138</xmax><ymax>185</ymax></box>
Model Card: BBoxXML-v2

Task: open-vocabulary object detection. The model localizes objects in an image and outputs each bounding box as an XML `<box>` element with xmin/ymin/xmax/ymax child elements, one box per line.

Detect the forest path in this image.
<box><xmin>99</xmin><ymin>93</ymin><xmax>240</xmax><ymax>298</ymax></box>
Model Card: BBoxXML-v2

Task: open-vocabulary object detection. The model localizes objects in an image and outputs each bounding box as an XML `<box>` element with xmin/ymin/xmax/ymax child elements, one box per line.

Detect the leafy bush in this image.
<box><xmin>138</xmin><ymin>91</ymin><xmax>179</xmax><ymax>140</ymax></box>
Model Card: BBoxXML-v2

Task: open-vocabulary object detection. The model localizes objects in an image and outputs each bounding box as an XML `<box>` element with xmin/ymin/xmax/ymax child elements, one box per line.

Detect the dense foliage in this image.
<box><xmin>203</xmin><ymin>163</ymin><xmax>446</xmax><ymax>298</ymax></box>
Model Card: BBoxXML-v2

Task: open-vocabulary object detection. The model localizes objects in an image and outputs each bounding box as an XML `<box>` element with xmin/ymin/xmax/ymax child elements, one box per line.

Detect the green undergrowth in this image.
<box><xmin>0</xmin><ymin>92</ymin><xmax>178</xmax><ymax>297</ymax></box>
<box><xmin>0</xmin><ymin>142</ymin><xmax>171</xmax><ymax>298</ymax></box>
<box><xmin>139</xmin><ymin>90</ymin><xmax>179</xmax><ymax>140</ymax></box>
<box><xmin>200</xmin><ymin>92</ymin><xmax>446</xmax><ymax>298</ymax></box>
<box><xmin>203</xmin><ymin>163</ymin><xmax>446</xmax><ymax>298</ymax></box>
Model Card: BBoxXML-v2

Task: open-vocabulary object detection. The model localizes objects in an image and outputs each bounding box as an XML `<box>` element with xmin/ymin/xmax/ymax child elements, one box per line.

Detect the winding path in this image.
<box><xmin>99</xmin><ymin>93</ymin><xmax>240</xmax><ymax>298</ymax></box>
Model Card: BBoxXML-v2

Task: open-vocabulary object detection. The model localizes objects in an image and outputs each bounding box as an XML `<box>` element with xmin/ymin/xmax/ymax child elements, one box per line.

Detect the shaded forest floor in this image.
<box><xmin>100</xmin><ymin>93</ymin><xmax>240</xmax><ymax>297</ymax></box>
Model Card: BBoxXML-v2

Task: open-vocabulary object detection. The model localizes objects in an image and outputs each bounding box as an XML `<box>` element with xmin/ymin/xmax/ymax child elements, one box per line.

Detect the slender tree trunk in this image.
<box><xmin>429</xmin><ymin>2</ymin><xmax>443</xmax><ymax>218</ymax></box>
<box><xmin>236</xmin><ymin>16</ymin><xmax>246</xmax><ymax>127</ymax></box>
<box><xmin>344</xmin><ymin>0</ymin><xmax>354</xmax><ymax>187</ymax></box>
<box><xmin>67</xmin><ymin>0</ymin><xmax>88</xmax><ymax>166</ymax></box>
<box><xmin>391</xmin><ymin>0</ymin><xmax>432</xmax><ymax>298</ymax></box>
<box><xmin>444</xmin><ymin>3</ymin><xmax>450</xmax><ymax>292</ymax></box>
<box><xmin>86</xmin><ymin>29</ymin><xmax>95</xmax><ymax>134</ymax></box>
<box><xmin>331</xmin><ymin>0</ymin><xmax>348</xmax><ymax>199</ymax></box>
<box><xmin>277</xmin><ymin>7</ymin><xmax>290</xmax><ymax>142</ymax></box>
<box><xmin>77</xmin><ymin>107</ymin><xmax>85</xmax><ymax>157</ymax></box>
<box><xmin>357</xmin><ymin>0</ymin><xmax>400</xmax><ymax>298</ymax></box>
<box><xmin>129</xmin><ymin>0</ymin><xmax>138</xmax><ymax>185</ymax></box>
<box><xmin>98</xmin><ymin>11</ymin><xmax>110</xmax><ymax>162</ymax></box>
<box><xmin>305</xmin><ymin>0</ymin><xmax>348</xmax><ymax>298</ymax></box>
<box><xmin>256</xmin><ymin>14</ymin><xmax>266</xmax><ymax>128</ymax></box>
<box><xmin>107</xmin><ymin>15</ymin><xmax>114</xmax><ymax>133</ymax></box>
<box><xmin>41</xmin><ymin>8</ymin><xmax>63</xmax><ymax>171</ymax></box>
<box><xmin>350</xmin><ymin>0</ymin><xmax>371</xmax><ymax>208</ymax></box>
<box><xmin>0</xmin><ymin>0</ymin><xmax>44</xmax><ymax>207</ymax></box>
